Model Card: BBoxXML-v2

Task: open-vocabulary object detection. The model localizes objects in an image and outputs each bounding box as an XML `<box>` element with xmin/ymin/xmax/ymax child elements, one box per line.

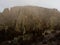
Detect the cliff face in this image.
<box><xmin>0</xmin><ymin>6</ymin><xmax>60</xmax><ymax>45</ymax></box>
<box><xmin>0</xmin><ymin>6</ymin><xmax>60</xmax><ymax>31</ymax></box>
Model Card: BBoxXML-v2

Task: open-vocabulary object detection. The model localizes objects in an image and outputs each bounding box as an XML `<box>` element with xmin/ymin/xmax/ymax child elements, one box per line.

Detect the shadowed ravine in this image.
<box><xmin>0</xmin><ymin>6</ymin><xmax>60</xmax><ymax>45</ymax></box>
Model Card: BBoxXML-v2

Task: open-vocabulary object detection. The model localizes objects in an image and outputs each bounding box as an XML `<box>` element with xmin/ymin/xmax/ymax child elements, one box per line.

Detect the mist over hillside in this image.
<box><xmin>0</xmin><ymin>6</ymin><xmax>60</xmax><ymax>45</ymax></box>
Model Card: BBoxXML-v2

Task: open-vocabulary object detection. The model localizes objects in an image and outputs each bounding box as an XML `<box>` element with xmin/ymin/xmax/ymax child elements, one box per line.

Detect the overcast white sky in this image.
<box><xmin>0</xmin><ymin>0</ymin><xmax>60</xmax><ymax>12</ymax></box>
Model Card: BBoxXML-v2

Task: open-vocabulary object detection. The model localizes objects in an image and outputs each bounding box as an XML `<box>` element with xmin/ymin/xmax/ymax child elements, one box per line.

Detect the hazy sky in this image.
<box><xmin>0</xmin><ymin>0</ymin><xmax>60</xmax><ymax>12</ymax></box>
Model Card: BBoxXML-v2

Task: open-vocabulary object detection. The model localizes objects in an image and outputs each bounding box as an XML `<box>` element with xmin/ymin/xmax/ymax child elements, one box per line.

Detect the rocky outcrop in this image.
<box><xmin>0</xmin><ymin>6</ymin><xmax>60</xmax><ymax>45</ymax></box>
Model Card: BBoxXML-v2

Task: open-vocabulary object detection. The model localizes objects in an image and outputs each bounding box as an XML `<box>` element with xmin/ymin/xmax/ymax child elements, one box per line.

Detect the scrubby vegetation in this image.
<box><xmin>0</xmin><ymin>6</ymin><xmax>60</xmax><ymax>45</ymax></box>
